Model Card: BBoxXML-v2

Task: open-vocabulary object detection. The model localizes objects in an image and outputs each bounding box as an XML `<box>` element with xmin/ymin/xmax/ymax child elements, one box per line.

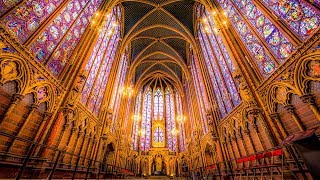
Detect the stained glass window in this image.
<box><xmin>132</xmin><ymin>90</ymin><xmax>142</xmax><ymax>151</ymax></box>
<box><xmin>176</xmin><ymin>92</ymin><xmax>186</xmax><ymax>152</ymax></box>
<box><xmin>211</xmin><ymin>1</ymin><xmax>277</xmax><ymax>76</ymax></box>
<box><xmin>230</xmin><ymin>0</ymin><xmax>295</xmax><ymax>60</ymax></box>
<box><xmin>46</xmin><ymin>0</ymin><xmax>102</xmax><ymax>76</ymax></box>
<box><xmin>133</xmin><ymin>85</ymin><xmax>183</xmax><ymax>152</ymax></box>
<box><xmin>2</xmin><ymin>0</ymin><xmax>65</xmax><ymax>43</ymax></box>
<box><xmin>196</xmin><ymin>4</ymin><xmax>241</xmax><ymax>118</ymax></box>
<box><xmin>261</xmin><ymin>0</ymin><xmax>319</xmax><ymax>40</ymax></box>
<box><xmin>110</xmin><ymin>50</ymin><xmax>129</xmax><ymax>132</ymax></box>
<box><xmin>1</xmin><ymin>0</ymin><xmax>103</xmax><ymax>77</ymax></box>
<box><xmin>154</xmin><ymin>127</ymin><xmax>164</xmax><ymax>142</ymax></box>
<box><xmin>80</xmin><ymin>5</ymin><xmax>121</xmax><ymax>116</ymax></box>
<box><xmin>165</xmin><ymin>88</ymin><xmax>177</xmax><ymax>151</ymax></box>
<box><xmin>190</xmin><ymin>47</ymin><xmax>209</xmax><ymax>132</ymax></box>
<box><xmin>153</xmin><ymin>88</ymin><xmax>164</xmax><ymax>120</ymax></box>
<box><xmin>0</xmin><ymin>0</ymin><xmax>23</xmax><ymax>16</ymax></box>
<box><xmin>140</xmin><ymin>88</ymin><xmax>152</xmax><ymax>151</ymax></box>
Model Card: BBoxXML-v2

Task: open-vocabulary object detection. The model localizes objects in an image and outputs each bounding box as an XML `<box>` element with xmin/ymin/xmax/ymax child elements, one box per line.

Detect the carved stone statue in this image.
<box><xmin>67</xmin><ymin>70</ymin><xmax>88</xmax><ymax>107</ymax></box>
<box><xmin>233</xmin><ymin>69</ymin><xmax>256</xmax><ymax>107</ymax></box>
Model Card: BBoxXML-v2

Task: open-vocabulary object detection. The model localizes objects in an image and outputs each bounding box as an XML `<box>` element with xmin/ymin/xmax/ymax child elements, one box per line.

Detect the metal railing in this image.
<box><xmin>189</xmin><ymin>146</ymin><xmax>309</xmax><ymax>179</ymax></box>
<box><xmin>0</xmin><ymin>131</ymin><xmax>136</xmax><ymax>179</ymax></box>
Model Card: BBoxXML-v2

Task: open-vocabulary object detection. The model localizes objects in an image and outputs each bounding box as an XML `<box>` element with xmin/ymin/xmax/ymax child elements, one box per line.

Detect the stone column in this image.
<box><xmin>7</xmin><ymin>103</ymin><xmax>38</xmax><ymax>152</ymax></box>
<box><xmin>284</xmin><ymin>105</ymin><xmax>305</xmax><ymax>131</ymax></box>
<box><xmin>33</xmin><ymin>112</ymin><xmax>53</xmax><ymax>143</ymax></box>
<box><xmin>0</xmin><ymin>94</ymin><xmax>24</xmax><ymax>125</ymax></box>
<box><xmin>301</xmin><ymin>94</ymin><xmax>320</xmax><ymax>121</ymax></box>
<box><xmin>244</xmin><ymin>128</ymin><xmax>256</xmax><ymax>153</ymax></box>
<box><xmin>269</xmin><ymin>113</ymin><xmax>287</xmax><ymax>139</ymax></box>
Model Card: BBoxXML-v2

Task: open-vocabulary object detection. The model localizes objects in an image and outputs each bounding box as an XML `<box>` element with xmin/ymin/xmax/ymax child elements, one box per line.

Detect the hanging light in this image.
<box><xmin>121</xmin><ymin>86</ymin><xmax>134</xmax><ymax>97</ymax></box>
<box><xmin>223</xmin><ymin>11</ymin><xmax>227</xmax><ymax>16</ymax></box>
<box><xmin>112</xmin><ymin>21</ymin><xmax>119</xmax><ymax>28</ymax></box>
<box><xmin>132</xmin><ymin>114</ymin><xmax>141</xmax><ymax>122</ymax></box>
<box><xmin>138</xmin><ymin>129</ymin><xmax>146</xmax><ymax>136</ymax></box>
<box><xmin>171</xmin><ymin>128</ymin><xmax>179</xmax><ymax>136</ymax></box>
<box><xmin>176</xmin><ymin>115</ymin><xmax>186</xmax><ymax>125</ymax></box>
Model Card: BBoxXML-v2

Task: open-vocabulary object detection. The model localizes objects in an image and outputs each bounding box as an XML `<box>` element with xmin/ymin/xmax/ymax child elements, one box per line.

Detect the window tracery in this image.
<box><xmin>261</xmin><ymin>0</ymin><xmax>319</xmax><ymax>40</ymax></box>
<box><xmin>132</xmin><ymin>85</ymin><xmax>185</xmax><ymax>152</ymax></box>
<box><xmin>2</xmin><ymin>0</ymin><xmax>103</xmax><ymax>77</ymax></box>
<box><xmin>196</xmin><ymin>4</ymin><xmax>241</xmax><ymax>118</ymax></box>
<box><xmin>80</xmin><ymin>5</ymin><xmax>121</xmax><ymax>116</ymax></box>
<box><xmin>132</xmin><ymin>90</ymin><xmax>142</xmax><ymax>151</ymax></box>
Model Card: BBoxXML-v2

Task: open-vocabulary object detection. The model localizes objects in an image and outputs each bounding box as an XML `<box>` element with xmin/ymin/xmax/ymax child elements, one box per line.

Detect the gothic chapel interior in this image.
<box><xmin>0</xmin><ymin>0</ymin><xmax>319</xmax><ymax>179</ymax></box>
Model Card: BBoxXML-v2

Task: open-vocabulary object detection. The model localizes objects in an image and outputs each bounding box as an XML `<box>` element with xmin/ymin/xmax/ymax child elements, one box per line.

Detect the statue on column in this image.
<box><xmin>232</xmin><ymin>69</ymin><xmax>256</xmax><ymax>107</ymax></box>
<box><xmin>66</xmin><ymin>70</ymin><xmax>88</xmax><ymax>108</ymax></box>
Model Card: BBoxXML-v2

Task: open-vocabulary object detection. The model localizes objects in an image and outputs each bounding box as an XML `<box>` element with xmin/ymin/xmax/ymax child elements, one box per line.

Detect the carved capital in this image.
<box><xmin>72</xmin><ymin>127</ymin><xmax>78</xmax><ymax>134</ymax></box>
<box><xmin>247</xmin><ymin>107</ymin><xmax>261</xmax><ymax>116</ymax></box>
<box><xmin>43</xmin><ymin>112</ymin><xmax>53</xmax><ymax>121</ymax></box>
<box><xmin>101</xmin><ymin>133</ymin><xmax>107</xmax><ymax>140</ymax></box>
<box><xmin>252</xmin><ymin>125</ymin><xmax>258</xmax><ymax>131</ymax></box>
<box><xmin>284</xmin><ymin>105</ymin><xmax>296</xmax><ymax>115</ymax></box>
<box><xmin>238</xmin><ymin>133</ymin><xmax>243</xmax><ymax>139</ymax></box>
<box><xmin>62</xmin><ymin>123</ymin><xmax>70</xmax><ymax>131</ymax></box>
<box><xmin>243</xmin><ymin>129</ymin><xmax>249</xmax><ymax>135</ymax></box>
<box><xmin>269</xmin><ymin>113</ymin><xmax>280</xmax><ymax>121</ymax></box>
<box><xmin>29</xmin><ymin>104</ymin><xmax>38</xmax><ymax>111</ymax></box>
<box><xmin>63</xmin><ymin>108</ymin><xmax>74</xmax><ymax>123</ymax></box>
<box><xmin>12</xmin><ymin>93</ymin><xmax>24</xmax><ymax>102</ymax></box>
<box><xmin>300</xmin><ymin>94</ymin><xmax>316</xmax><ymax>105</ymax></box>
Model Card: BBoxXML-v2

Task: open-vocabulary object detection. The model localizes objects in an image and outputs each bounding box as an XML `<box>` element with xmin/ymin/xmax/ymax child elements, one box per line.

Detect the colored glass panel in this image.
<box><xmin>216</xmin><ymin>0</ymin><xmax>277</xmax><ymax>76</ymax></box>
<box><xmin>190</xmin><ymin>52</ymin><xmax>208</xmax><ymax>132</ymax></box>
<box><xmin>80</xmin><ymin>6</ymin><xmax>121</xmax><ymax>116</ymax></box>
<box><xmin>231</xmin><ymin>0</ymin><xmax>295</xmax><ymax>60</ymax></box>
<box><xmin>2</xmin><ymin>0</ymin><xmax>64</xmax><ymax>43</ymax></box>
<box><xmin>0</xmin><ymin>0</ymin><xmax>22</xmax><ymax>16</ymax></box>
<box><xmin>153</xmin><ymin>88</ymin><xmax>163</xmax><ymax>120</ymax></box>
<box><xmin>202</xmin><ymin>13</ymin><xmax>241</xmax><ymax>106</ymax></box>
<box><xmin>199</xmin><ymin>25</ymin><xmax>233</xmax><ymax>113</ymax></box>
<box><xmin>140</xmin><ymin>89</ymin><xmax>152</xmax><ymax>151</ymax></box>
<box><xmin>165</xmin><ymin>88</ymin><xmax>176</xmax><ymax>151</ymax></box>
<box><xmin>132</xmin><ymin>90</ymin><xmax>142</xmax><ymax>150</ymax></box>
<box><xmin>154</xmin><ymin>127</ymin><xmax>164</xmax><ymax>142</ymax></box>
<box><xmin>81</xmin><ymin>9</ymin><xmax>117</xmax><ymax>104</ymax></box>
<box><xmin>31</xmin><ymin>0</ymin><xmax>90</xmax><ymax>63</ymax></box>
<box><xmin>198</xmin><ymin>32</ymin><xmax>227</xmax><ymax>117</ymax></box>
<box><xmin>46</xmin><ymin>0</ymin><xmax>102</xmax><ymax>76</ymax></box>
<box><xmin>110</xmin><ymin>54</ymin><xmax>128</xmax><ymax>131</ymax></box>
<box><xmin>262</xmin><ymin>0</ymin><xmax>319</xmax><ymax>40</ymax></box>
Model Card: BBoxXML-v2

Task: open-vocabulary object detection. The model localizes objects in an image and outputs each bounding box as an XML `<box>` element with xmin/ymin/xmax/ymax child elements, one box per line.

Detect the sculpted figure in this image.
<box><xmin>67</xmin><ymin>70</ymin><xmax>88</xmax><ymax>107</ymax></box>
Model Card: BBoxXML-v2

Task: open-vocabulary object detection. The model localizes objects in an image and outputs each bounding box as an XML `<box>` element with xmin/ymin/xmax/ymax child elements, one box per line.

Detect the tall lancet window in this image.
<box><xmin>80</xmin><ymin>5</ymin><xmax>121</xmax><ymax>115</ymax></box>
<box><xmin>212</xmin><ymin>1</ymin><xmax>302</xmax><ymax>77</ymax></box>
<box><xmin>190</xmin><ymin>47</ymin><xmax>209</xmax><ymax>130</ymax></box>
<box><xmin>154</xmin><ymin>88</ymin><xmax>164</xmax><ymax>120</ymax></box>
<box><xmin>109</xmin><ymin>49</ymin><xmax>129</xmax><ymax>132</ymax></box>
<box><xmin>140</xmin><ymin>88</ymin><xmax>152</xmax><ymax>151</ymax></box>
<box><xmin>166</xmin><ymin>88</ymin><xmax>177</xmax><ymax>151</ymax></box>
<box><xmin>196</xmin><ymin>4</ymin><xmax>241</xmax><ymax>118</ymax></box>
<box><xmin>176</xmin><ymin>92</ymin><xmax>186</xmax><ymax>152</ymax></box>
<box><xmin>153</xmin><ymin>127</ymin><xmax>164</xmax><ymax>143</ymax></box>
<box><xmin>132</xmin><ymin>90</ymin><xmax>142</xmax><ymax>151</ymax></box>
